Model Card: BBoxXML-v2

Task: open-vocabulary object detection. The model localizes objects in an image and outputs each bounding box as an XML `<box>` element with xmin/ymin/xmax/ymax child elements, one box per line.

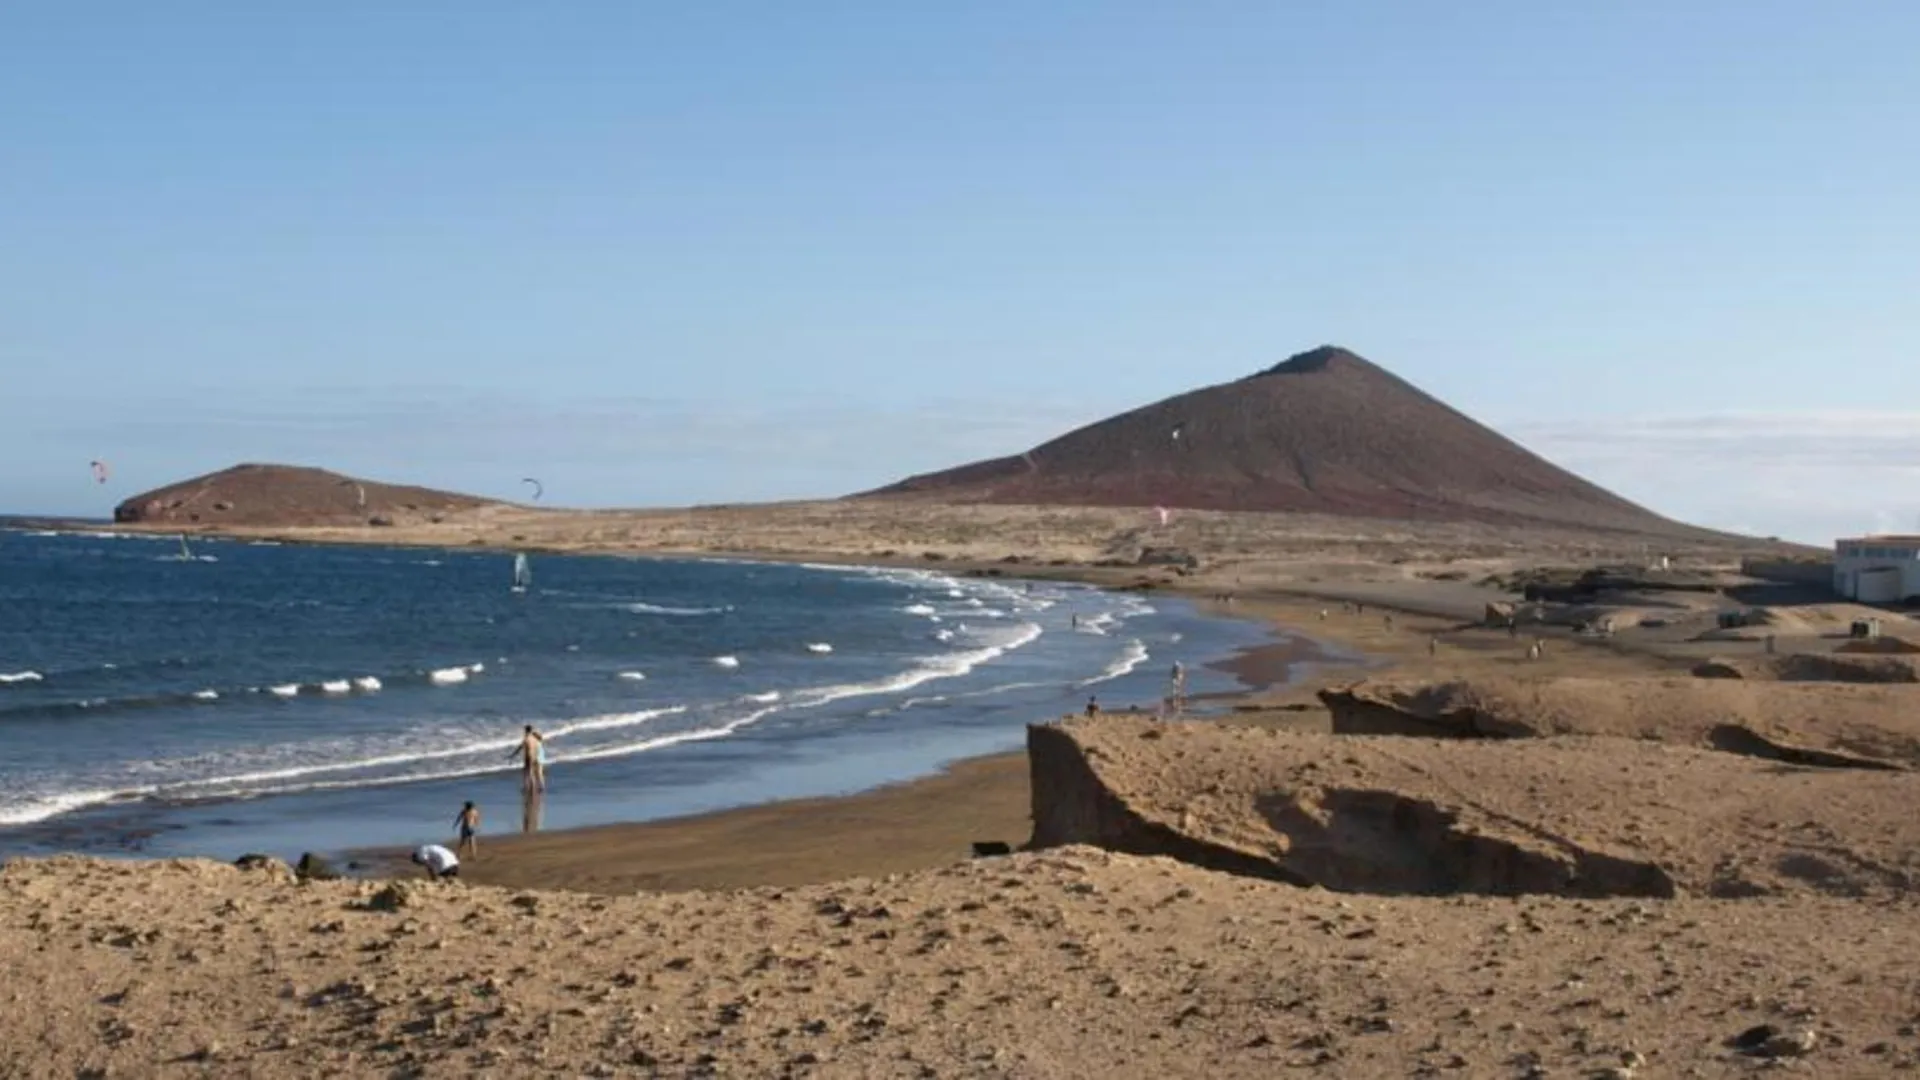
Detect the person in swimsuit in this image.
<box><xmin>453</xmin><ymin>800</ymin><xmax>479</xmax><ymax>859</ymax></box>
<box><xmin>508</xmin><ymin>724</ymin><xmax>547</xmax><ymax>792</ymax></box>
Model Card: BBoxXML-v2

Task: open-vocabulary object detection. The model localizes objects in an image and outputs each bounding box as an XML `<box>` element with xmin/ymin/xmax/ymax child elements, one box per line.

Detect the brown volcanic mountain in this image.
<box><xmin>865</xmin><ymin>346</ymin><xmax>1687</xmax><ymax>534</ymax></box>
<box><xmin>113</xmin><ymin>464</ymin><xmax>493</xmax><ymax>528</ymax></box>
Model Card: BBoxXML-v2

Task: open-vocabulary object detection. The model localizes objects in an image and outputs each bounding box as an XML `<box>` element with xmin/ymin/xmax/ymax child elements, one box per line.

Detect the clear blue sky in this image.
<box><xmin>5</xmin><ymin>2</ymin><xmax>1916</xmax><ymax>542</ymax></box>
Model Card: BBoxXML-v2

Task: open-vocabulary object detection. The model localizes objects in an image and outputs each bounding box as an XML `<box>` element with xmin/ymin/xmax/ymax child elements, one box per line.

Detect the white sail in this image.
<box><xmin>512</xmin><ymin>552</ymin><xmax>531</xmax><ymax>591</ymax></box>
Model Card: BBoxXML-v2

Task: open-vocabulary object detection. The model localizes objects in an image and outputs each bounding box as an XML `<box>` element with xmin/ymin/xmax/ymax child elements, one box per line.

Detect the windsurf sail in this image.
<box><xmin>178</xmin><ymin>534</ymin><xmax>192</xmax><ymax>560</ymax></box>
<box><xmin>512</xmin><ymin>552</ymin><xmax>532</xmax><ymax>591</ymax></box>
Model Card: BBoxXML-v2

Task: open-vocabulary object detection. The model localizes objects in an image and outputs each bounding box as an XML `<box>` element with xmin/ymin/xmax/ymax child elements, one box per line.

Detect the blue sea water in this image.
<box><xmin>0</xmin><ymin>529</ymin><xmax>1275</xmax><ymax>861</ymax></box>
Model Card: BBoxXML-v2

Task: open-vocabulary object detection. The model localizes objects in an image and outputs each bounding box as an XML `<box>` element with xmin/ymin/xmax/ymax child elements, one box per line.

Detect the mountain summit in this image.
<box><xmin>863</xmin><ymin>345</ymin><xmax>1684</xmax><ymax>534</ymax></box>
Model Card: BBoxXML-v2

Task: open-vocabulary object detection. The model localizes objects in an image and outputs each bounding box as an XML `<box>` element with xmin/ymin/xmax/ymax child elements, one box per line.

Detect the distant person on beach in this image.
<box><xmin>509</xmin><ymin>724</ymin><xmax>547</xmax><ymax>792</ymax></box>
<box><xmin>412</xmin><ymin>843</ymin><xmax>460</xmax><ymax>880</ymax></box>
<box><xmin>454</xmin><ymin>800</ymin><xmax>479</xmax><ymax>859</ymax></box>
<box><xmin>1084</xmin><ymin>695</ymin><xmax>1100</xmax><ymax>718</ymax></box>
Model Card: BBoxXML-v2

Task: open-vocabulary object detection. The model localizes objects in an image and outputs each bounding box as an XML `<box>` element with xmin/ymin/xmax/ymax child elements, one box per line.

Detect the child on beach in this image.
<box><xmin>454</xmin><ymin>800</ymin><xmax>480</xmax><ymax>859</ymax></box>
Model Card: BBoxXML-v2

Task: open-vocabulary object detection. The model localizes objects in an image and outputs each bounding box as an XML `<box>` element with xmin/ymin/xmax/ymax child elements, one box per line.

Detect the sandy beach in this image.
<box><xmin>14</xmin><ymin>506</ymin><xmax>1908</xmax><ymax>1078</ymax></box>
<box><xmin>357</xmin><ymin>585</ymin><xmax>1687</xmax><ymax>897</ymax></box>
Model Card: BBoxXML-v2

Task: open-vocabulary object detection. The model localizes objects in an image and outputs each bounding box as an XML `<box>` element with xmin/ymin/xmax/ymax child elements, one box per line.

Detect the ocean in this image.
<box><xmin>0</xmin><ymin>529</ymin><xmax>1275</xmax><ymax>861</ymax></box>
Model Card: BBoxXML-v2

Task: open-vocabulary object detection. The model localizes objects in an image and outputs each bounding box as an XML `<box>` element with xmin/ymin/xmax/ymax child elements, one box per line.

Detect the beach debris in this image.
<box><xmin>233</xmin><ymin>853</ymin><xmax>289</xmax><ymax>875</ymax></box>
<box><xmin>367</xmin><ymin>881</ymin><xmax>424</xmax><ymax>912</ymax></box>
<box><xmin>1726</xmin><ymin>1025</ymin><xmax>1818</xmax><ymax>1058</ymax></box>
<box><xmin>296</xmin><ymin>853</ymin><xmax>342</xmax><ymax>881</ymax></box>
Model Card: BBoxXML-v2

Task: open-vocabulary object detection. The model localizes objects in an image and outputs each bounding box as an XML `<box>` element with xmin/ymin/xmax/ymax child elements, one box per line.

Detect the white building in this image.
<box><xmin>1833</xmin><ymin>535</ymin><xmax>1920</xmax><ymax>603</ymax></box>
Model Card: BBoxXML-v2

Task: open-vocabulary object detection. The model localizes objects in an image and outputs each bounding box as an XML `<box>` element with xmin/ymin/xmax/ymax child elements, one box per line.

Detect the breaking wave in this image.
<box><xmin>1081</xmin><ymin>639</ymin><xmax>1151</xmax><ymax>686</ymax></box>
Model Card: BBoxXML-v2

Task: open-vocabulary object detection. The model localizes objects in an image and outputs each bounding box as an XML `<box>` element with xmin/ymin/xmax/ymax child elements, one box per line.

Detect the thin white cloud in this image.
<box><xmin>47</xmin><ymin>388</ymin><xmax>1108</xmax><ymax>507</ymax></box>
<box><xmin>1507</xmin><ymin>410</ymin><xmax>1920</xmax><ymax>545</ymax></box>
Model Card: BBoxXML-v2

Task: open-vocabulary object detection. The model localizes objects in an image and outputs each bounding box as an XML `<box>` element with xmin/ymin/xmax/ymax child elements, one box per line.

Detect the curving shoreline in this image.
<box><xmin>350</xmin><ymin>593</ymin><xmax>1382</xmax><ymax>895</ymax></box>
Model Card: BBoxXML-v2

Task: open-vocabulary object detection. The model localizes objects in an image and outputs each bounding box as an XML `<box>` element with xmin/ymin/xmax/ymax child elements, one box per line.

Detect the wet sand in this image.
<box><xmin>366</xmin><ymin>753</ymin><xmax>1034</xmax><ymax>894</ymax></box>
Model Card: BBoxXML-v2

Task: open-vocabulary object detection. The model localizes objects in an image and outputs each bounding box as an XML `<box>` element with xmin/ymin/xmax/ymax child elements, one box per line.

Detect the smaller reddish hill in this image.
<box><xmin>864</xmin><ymin>346</ymin><xmax>1697</xmax><ymax>536</ymax></box>
<box><xmin>114</xmin><ymin>464</ymin><xmax>492</xmax><ymax>528</ymax></box>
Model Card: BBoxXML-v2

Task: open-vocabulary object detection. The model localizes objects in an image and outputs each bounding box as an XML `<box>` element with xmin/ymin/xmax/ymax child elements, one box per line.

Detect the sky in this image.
<box><xmin>3</xmin><ymin>2</ymin><xmax>1917</xmax><ymax>543</ymax></box>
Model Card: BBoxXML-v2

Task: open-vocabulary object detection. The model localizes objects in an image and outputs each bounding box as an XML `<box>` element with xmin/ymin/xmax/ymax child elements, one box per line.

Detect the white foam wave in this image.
<box><xmin>560</xmin><ymin>706</ymin><xmax>781</xmax><ymax>766</ymax></box>
<box><xmin>933</xmin><ymin>629</ymin><xmax>954</xmax><ymax>642</ymax></box>
<box><xmin>0</xmin><ymin>671</ymin><xmax>43</xmax><ymax>685</ymax></box>
<box><xmin>217</xmin><ymin>707</ymin><xmax>694</xmax><ymax>796</ymax></box>
<box><xmin>192</xmin><ymin>689</ymin><xmax>219</xmax><ymax>701</ymax></box>
<box><xmin>353</xmin><ymin>676</ymin><xmax>382</xmax><ymax>692</ymax></box>
<box><xmin>903</xmin><ymin>604</ymin><xmax>937</xmax><ymax>616</ymax></box>
<box><xmin>617</xmin><ymin>671</ymin><xmax>647</xmax><ymax>681</ymax></box>
<box><xmin>319</xmin><ymin>680</ymin><xmax>352</xmax><ymax>695</ymax></box>
<box><xmin>267</xmin><ymin>684</ymin><xmax>300</xmax><ymax>698</ymax></box>
<box><xmin>467</xmin><ymin>662</ymin><xmax>485</xmax><ymax>674</ymax></box>
<box><xmin>625</xmin><ymin>602</ymin><xmax>729</xmax><ymax>616</ymax></box>
<box><xmin>806</xmin><ymin>642</ymin><xmax>833</xmax><ymax>654</ymax></box>
<box><xmin>712</xmin><ymin>655</ymin><xmax>740</xmax><ymax>669</ymax></box>
<box><xmin>1082</xmin><ymin>639</ymin><xmax>1151</xmax><ymax>686</ymax></box>
<box><xmin>741</xmin><ymin>690</ymin><xmax>782</xmax><ymax>703</ymax></box>
<box><xmin>885</xmin><ymin>679</ymin><xmax>1052</xmax><ymax>715</ymax></box>
<box><xmin>546</xmin><ymin>705</ymin><xmax>688</xmax><ymax>739</ymax></box>
<box><xmin>102</xmin><ymin>706</ymin><xmax>694</xmax><ymax>805</ymax></box>
<box><xmin>0</xmin><ymin>788</ymin><xmax>142</xmax><ymax>826</ymax></box>
<box><xmin>429</xmin><ymin>667</ymin><xmax>469</xmax><ymax>686</ymax></box>
<box><xmin>788</xmin><ymin>622</ymin><xmax>1044</xmax><ymax>710</ymax></box>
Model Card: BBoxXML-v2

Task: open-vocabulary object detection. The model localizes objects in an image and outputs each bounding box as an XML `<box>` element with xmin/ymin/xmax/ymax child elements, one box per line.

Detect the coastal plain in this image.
<box><xmin>14</xmin><ymin>495</ymin><xmax>1917</xmax><ymax>1078</ymax></box>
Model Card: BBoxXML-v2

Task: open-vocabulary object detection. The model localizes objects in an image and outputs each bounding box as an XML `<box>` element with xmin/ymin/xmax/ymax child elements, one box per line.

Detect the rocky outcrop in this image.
<box><xmin>1691</xmin><ymin>655</ymin><xmax>1920</xmax><ymax>683</ymax></box>
<box><xmin>1318</xmin><ymin>675</ymin><xmax>1920</xmax><ymax>768</ymax></box>
<box><xmin>1025</xmin><ymin>717</ymin><xmax>1920</xmax><ymax>899</ymax></box>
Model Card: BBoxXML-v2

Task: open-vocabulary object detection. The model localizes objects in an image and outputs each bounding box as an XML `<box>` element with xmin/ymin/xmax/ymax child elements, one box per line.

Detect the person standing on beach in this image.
<box><xmin>454</xmin><ymin>800</ymin><xmax>480</xmax><ymax>859</ymax></box>
<box><xmin>508</xmin><ymin>724</ymin><xmax>547</xmax><ymax>792</ymax></box>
